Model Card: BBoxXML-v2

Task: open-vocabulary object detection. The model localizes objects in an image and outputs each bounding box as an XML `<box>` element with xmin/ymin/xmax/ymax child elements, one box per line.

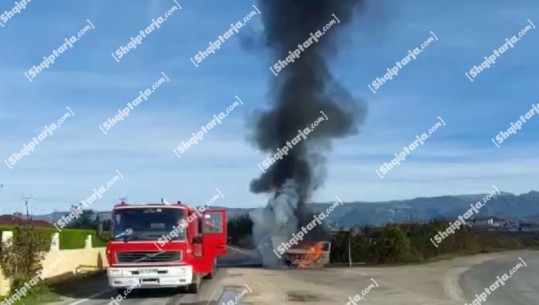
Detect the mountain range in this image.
<box><xmin>29</xmin><ymin>191</ymin><xmax>539</xmax><ymax>228</ymax></box>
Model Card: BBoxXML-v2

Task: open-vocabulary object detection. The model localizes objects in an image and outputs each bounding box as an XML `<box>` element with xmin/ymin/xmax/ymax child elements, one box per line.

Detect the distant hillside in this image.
<box><xmin>221</xmin><ymin>191</ymin><xmax>539</xmax><ymax>227</ymax></box>
<box><xmin>310</xmin><ymin>190</ymin><xmax>539</xmax><ymax>227</ymax></box>
<box><xmin>30</xmin><ymin>191</ymin><xmax>539</xmax><ymax>227</ymax></box>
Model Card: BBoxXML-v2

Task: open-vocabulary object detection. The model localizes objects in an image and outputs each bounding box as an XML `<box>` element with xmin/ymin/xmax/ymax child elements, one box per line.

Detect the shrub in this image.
<box><xmin>0</xmin><ymin>225</ymin><xmax>51</xmax><ymax>293</ymax></box>
<box><xmin>329</xmin><ymin>220</ymin><xmax>537</xmax><ymax>265</ymax></box>
<box><xmin>0</xmin><ymin>225</ymin><xmax>107</xmax><ymax>249</ymax></box>
<box><xmin>227</xmin><ymin>215</ymin><xmax>253</xmax><ymax>247</ymax></box>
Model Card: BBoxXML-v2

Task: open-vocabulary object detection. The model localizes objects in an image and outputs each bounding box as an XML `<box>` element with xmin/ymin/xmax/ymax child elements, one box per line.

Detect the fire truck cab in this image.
<box><xmin>105</xmin><ymin>201</ymin><xmax>227</xmax><ymax>293</ymax></box>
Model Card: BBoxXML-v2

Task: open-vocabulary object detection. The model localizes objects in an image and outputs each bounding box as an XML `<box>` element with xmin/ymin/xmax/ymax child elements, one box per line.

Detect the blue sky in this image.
<box><xmin>0</xmin><ymin>0</ymin><xmax>538</xmax><ymax>214</ymax></box>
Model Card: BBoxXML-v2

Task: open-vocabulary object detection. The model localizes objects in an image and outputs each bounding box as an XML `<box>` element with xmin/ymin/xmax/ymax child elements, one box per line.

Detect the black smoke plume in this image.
<box><xmin>249</xmin><ymin>0</ymin><xmax>366</xmax><ymax>267</ymax></box>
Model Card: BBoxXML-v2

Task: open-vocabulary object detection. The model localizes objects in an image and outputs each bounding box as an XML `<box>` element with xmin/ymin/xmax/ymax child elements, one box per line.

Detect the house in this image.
<box><xmin>470</xmin><ymin>217</ymin><xmax>506</xmax><ymax>230</ymax></box>
<box><xmin>518</xmin><ymin>222</ymin><xmax>539</xmax><ymax>232</ymax></box>
<box><xmin>0</xmin><ymin>214</ymin><xmax>55</xmax><ymax>228</ymax></box>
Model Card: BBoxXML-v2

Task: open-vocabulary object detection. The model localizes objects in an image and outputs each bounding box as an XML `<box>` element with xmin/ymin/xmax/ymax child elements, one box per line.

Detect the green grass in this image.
<box><xmin>0</xmin><ymin>284</ymin><xmax>61</xmax><ymax>305</ymax></box>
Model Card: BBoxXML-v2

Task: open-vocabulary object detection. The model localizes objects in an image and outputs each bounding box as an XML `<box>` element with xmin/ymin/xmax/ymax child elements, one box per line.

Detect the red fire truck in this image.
<box><xmin>105</xmin><ymin>201</ymin><xmax>227</xmax><ymax>293</ymax></box>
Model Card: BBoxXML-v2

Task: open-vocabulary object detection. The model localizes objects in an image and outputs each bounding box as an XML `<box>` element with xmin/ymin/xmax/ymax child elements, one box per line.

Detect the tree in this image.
<box><xmin>70</xmin><ymin>208</ymin><xmax>97</xmax><ymax>229</ymax></box>
<box><xmin>227</xmin><ymin>215</ymin><xmax>253</xmax><ymax>246</ymax></box>
<box><xmin>102</xmin><ymin>219</ymin><xmax>112</xmax><ymax>231</ymax></box>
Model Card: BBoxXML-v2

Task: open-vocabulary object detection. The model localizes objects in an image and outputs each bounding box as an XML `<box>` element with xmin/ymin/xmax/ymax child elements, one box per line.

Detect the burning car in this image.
<box><xmin>282</xmin><ymin>241</ymin><xmax>332</xmax><ymax>269</ymax></box>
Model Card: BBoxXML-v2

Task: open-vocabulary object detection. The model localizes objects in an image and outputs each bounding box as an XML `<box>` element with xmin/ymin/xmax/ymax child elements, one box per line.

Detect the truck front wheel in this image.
<box><xmin>186</xmin><ymin>275</ymin><xmax>201</xmax><ymax>294</ymax></box>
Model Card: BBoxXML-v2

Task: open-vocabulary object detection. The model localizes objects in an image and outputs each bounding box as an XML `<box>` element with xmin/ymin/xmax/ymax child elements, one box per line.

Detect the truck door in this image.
<box><xmin>202</xmin><ymin>209</ymin><xmax>227</xmax><ymax>256</ymax></box>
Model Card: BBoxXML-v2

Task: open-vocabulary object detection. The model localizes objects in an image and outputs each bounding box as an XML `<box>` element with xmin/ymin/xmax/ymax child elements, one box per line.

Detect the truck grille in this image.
<box><xmin>116</xmin><ymin>251</ymin><xmax>181</xmax><ymax>263</ymax></box>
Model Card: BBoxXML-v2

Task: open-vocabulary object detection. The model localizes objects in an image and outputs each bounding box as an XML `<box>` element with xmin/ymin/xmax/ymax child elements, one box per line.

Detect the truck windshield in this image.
<box><xmin>111</xmin><ymin>207</ymin><xmax>186</xmax><ymax>241</ymax></box>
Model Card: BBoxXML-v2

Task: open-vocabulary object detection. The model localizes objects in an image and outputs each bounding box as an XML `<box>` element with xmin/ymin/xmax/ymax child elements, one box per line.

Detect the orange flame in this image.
<box><xmin>297</xmin><ymin>242</ymin><xmax>325</xmax><ymax>269</ymax></box>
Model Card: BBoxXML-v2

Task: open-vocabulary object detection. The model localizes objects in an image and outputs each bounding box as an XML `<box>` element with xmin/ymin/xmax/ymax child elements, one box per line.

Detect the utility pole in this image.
<box><xmin>348</xmin><ymin>231</ymin><xmax>352</xmax><ymax>268</ymax></box>
<box><xmin>21</xmin><ymin>196</ymin><xmax>33</xmax><ymax>224</ymax></box>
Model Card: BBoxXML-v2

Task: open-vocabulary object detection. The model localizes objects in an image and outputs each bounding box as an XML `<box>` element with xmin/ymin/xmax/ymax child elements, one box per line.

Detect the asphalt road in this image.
<box><xmin>45</xmin><ymin>249</ymin><xmax>539</xmax><ymax>305</ymax></box>
<box><xmin>48</xmin><ymin>273</ymin><xmax>223</xmax><ymax>305</ymax></box>
<box><xmin>47</xmin><ymin>249</ymin><xmax>256</xmax><ymax>305</ymax></box>
<box><xmin>460</xmin><ymin>252</ymin><xmax>539</xmax><ymax>305</ymax></box>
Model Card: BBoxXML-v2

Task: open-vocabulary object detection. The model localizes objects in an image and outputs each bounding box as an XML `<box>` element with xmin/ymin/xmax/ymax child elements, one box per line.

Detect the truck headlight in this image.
<box><xmin>109</xmin><ymin>269</ymin><xmax>125</xmax><ymax>277</ymax></box>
